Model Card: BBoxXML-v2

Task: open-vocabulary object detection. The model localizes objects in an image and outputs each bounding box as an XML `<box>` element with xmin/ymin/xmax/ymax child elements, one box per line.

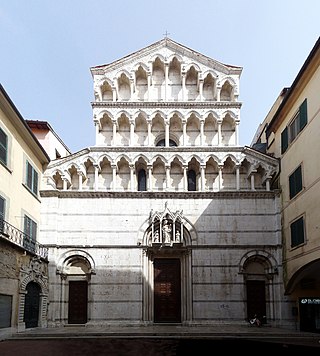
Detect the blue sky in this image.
<box><xmin>0</xmin><ymin>0</ymin><xmax>319</xmax><ymax>152</ymax></box>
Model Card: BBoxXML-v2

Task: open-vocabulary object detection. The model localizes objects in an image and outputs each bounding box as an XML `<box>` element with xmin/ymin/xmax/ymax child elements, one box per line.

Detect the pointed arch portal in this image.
<box><xmin>141</xmin><ymin>202</ymin><xmax>194</xmax><ymax>324</ymax></box>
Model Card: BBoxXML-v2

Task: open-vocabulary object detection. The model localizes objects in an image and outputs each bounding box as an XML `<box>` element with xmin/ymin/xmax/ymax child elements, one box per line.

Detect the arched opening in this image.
<box><xmin>156</xmin><ymin>138</ymin><xmax>177</xmax><ymax>147</ymax></box>
<box><xmin>187</xmin><ymin>169</ymin><xmax>196</xmax><ymax>191</ymax></box>
<box><xmin>138</xmin><ymin>169</ymin><xmax>147</xmax><ymax>191</ymax></box>
<box><xmin>24</xmin><ymin>282</ymin><xmax>41</xmax><ymax>328</ymax></box>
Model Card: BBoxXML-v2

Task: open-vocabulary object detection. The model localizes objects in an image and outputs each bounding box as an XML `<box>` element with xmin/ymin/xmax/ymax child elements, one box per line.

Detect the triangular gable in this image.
<box><xmin>90</xmin><ymin>37</ymin><xmax>242</xmax><ymax>76</ymax></box>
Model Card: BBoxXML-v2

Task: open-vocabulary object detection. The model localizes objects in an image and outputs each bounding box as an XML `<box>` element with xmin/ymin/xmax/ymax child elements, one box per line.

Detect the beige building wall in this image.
<box><xmin>251</xmin><ymin>37</ymin><xmax>320</xmax><ymax>332</ymax></box>
<box><xmin>0</xmin><ymin>85</ymin><xmax>49</xmax><ymax>335</ymax></box>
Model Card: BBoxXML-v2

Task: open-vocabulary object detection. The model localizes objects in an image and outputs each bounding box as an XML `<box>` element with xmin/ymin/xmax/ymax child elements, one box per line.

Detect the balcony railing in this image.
<box><xmin>0</xmin><ymin>218</ymin><xmax>48</xmax><ymax>260</ymax></box>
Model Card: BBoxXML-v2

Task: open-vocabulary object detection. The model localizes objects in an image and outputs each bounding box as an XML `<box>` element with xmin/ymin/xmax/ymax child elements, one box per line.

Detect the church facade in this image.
<box><xmin>40</xmin><ymin>38</ymin><xmax>292</xmax><ymax>328</ymax></box>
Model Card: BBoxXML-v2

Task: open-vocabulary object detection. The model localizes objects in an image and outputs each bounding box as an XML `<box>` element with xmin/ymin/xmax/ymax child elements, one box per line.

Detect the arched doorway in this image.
<box><xmin>140</xmin><ymin>203</ymin><xmax>196</xmax><ymax>324</ymax></box>
<box><xmin>240</xmin><ymin>252</ymin><xmax>279</xmax><ymax>325</ymax></box>
<box><xmin>24</xmin><ymin>282</ymin><xmax>41</xmax><ymax>328</ymax></box>
<box><xmin>56</xmin><ymin>251</ymin><xmax>95</xmax><ymax>326</ymax></box>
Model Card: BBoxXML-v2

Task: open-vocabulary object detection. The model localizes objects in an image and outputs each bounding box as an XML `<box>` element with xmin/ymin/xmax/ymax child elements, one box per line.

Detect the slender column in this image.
<box><xmin>112</xmin><ymin>120</ymin><xmax>117</xmax><ymax>146</ymax></box>
<box><xmin>130</xmin><ymin>77</ymin><xmax>134</xmax><ymax>99</ymax></box>
<box><xmin>165</xmin><ymin>121</ymin><xmax>170</xmax><ymax>147</ymax></box>
<box><xmin>200</xmin><ymin>119</ymin><xmax>204</xmax><ymax>146</ymax></box>
<box><xmin>217</xmin><ymin>120</ymin><xmax>222</xmax><ymax>146</ymax></box>
<box><xmin>216</xmin><ymin>86</ymin><xmax>221</xmax><ymax>101</ymax></box>
<box><xmin>77</xmin><ymin>171</ymin><xmax>83</xmax><ymax>191</ymax></box>
<box><xmin>200</xmin><ymin>165</ymin><xmax>205</xmax><ymax>191</ymax></box>
<box><xmin>96</xmin><ymin>86</ymin><xmax>102</xmax><ymax>101</ymax></box>
<box><xmin>147</xmin><ymin>72</ymin><xmax>151</xmax><ymax>101</ymax></box>
<box><xmin>182</xmin><ymin>120</ymin><xmax>187</xmax><ymax>146</ymax></box>
<box><xmin>218</xmin><ymin>165</ymin><xmax>223</xmax><ymax>191</ymax></box>
<box><xmin>251</xmin><ymin>173</ymin><xmax>255</xmax><ymax>190</ymax></box>
<box><xmin>62</xmin><ymin>178</ymin><xmax>68</xmax><ymax>191</ymax></box>
<box><xmin>266</xmin><ymin>178</ymin><xmax>270</xmax><ymax>191</ymax></box>
<box><xmin>147</xmin><ymin>120</ymin><xmax>152</xmax><ymax>146</ymax></box>
<box><xmin>182</xmin><ymin>72</ymin><xmax>186</xmax><ymax>101</ymax></box>
<box><xmin>94</xmin><ymin>164</ymin><xmax>99</xmax><ymax>190</ymax></box>
<box><xmin>147</xmin><ymin>165</ymin><xmax>152</xmax><ymax>191</ymax></box>
<box><xmin>236</xmin><ymin>166</ymin><xmax>240</xmax><ymax>190</ymax></box>
<box><xmin>130</xmin><ymin>119</ymin><xmax>135</xmax><ymax>146</ymax></box>
<box><xmin>112</xmin><ymin>165</ymin><xmax>117</xmax><ymax>190</ymax></box>
<box><xmin>199</xmin><ymin>78</ymin><xmax>204</xmax><ymax>101</ymax></box>
<box><xmin>183</xmin><ymin>166</ymin><xmax>188</xmax><ymax>191</ymax></box>
<box><xmin>235</xmin><ymin>120</ymin><xmax>240</xmax><ymax>146</ymax></box>
<box><xmin>94</xmin><ymin>119</ymin><xmax>100</xmax><ymax>145</ymax></box>
<box><xmin>112</xmin><ymin>86</ymin><xmax>117</xmax><ymax>101</ymax></box>
<box><xmin>166</xmin><ymin>165</ymin><xmax>170</xmax><ymax>190</ymax></box>
<box><xmin>130</xmin><ymin>164</ymin><xmax>135</xmax><ymax>191</ymax></box>
<box><xmin>165</xmin><ymin>63</ymin><xmax>169</xmax><ymax>101</ymax></box>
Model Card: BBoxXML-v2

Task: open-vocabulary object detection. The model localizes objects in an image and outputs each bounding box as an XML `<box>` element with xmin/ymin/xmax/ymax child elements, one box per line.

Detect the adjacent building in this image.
<box><xmin>252</xmin><ymin>37</ymin><xmax>320</xmax><ymax>332</ymax></box>
<box><xmin>0</xmin><ymin>84</ymin><xmax>50</xmax><ymax>335</ymax></box>
<box><xmin>26</xmin><ymin>120</ymin><xmax>71</xmax><ymax>161</ymax></box>
<box><xmin>39</xmin><ymin>38</ymin><xmax>289</xmax><ymax>328</ymax></box>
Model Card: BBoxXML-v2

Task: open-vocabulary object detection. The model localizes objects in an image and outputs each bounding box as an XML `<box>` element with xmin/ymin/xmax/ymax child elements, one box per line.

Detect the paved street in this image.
<box><xmin>1</xmin><ymin>324</ymin><xmax>320</xmax><ymax>355</ymax></box>
<box><xmin>0</xmin><ymin>337</ymin><xmax>320</xmax><ymax>356</ymax></box>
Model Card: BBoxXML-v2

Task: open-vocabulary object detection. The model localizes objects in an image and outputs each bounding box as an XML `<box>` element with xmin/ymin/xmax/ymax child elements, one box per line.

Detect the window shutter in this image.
<box><xmin>0</xmin><ymin>128</ymin><xmax>7</xmax><ymax>165</ymax></box>
<box><xmin>24</xmin><ymin>215</ymin><xmax>29</xmax><ymax>235</ymax></box>
<box><xmin>299</xmin><ymin>99</ymin><xmax>307</xmax><ymax>130</ymax></box>
<box><xmin>26</xmin><ymin>161</ymin><xmax>32</xmax><ymax>188</ymax></box>
<box><xmin>289</xmin><ymin>165</ymin><xmax>302</xmax><ymax>199</ymax></box>
<box><xmin>281</xmin><ymin>127</ymin><xmax>288</xmax><ymax>154</ymax></box>
<box><xmin>0</xmin><ymin>196</ymin><xmax>4</xmax><ymax>219</ymax></box>
<box><xmin>32</xmin><ymin>220</ymin><xmax>37</xmax><ymax>240</ymax></box>
<box><xmin>33</xmin><ymin>169</ymin><xmax>38</xmax><ymax>194</ymax></box>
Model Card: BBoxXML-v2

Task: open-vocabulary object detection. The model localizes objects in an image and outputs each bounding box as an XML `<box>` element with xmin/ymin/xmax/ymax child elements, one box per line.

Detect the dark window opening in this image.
<box><xmin>156</xmin><ymin>139</ymin><xmax>177</xmax><ymax>147</ymax></box>
<box><xmin>291</xmin><ymin>216</ymin><xmax>305</xmax><ymax>247</ymax></box>
<box><xmin>138</xmin><ymin>169</ymin><xmax>147</xmax><ymax>191</ymax></box>
<box><xmin>289</xmin><ymin>165</ymin><xmax>302</xmax><ymax>199</ymax></box>
<box><xmin>0</xmin><ymin>127</ymin><xmax>7</xmax><ymax>165</ymax></box>
<box><xmin>187</xmin><ymin>170</ymin><xmax>196</xmax><ymax>191</ymax></box>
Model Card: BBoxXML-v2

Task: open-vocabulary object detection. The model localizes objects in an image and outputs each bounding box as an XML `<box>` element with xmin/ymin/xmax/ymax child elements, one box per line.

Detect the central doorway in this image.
<box><xmin>68</xmin><ymin>281</ymin><xmax>88</xmax><ymax>324</ymax></box>
<box><xmin>154</xmin><ymin>258</ymin><xmax>181</xmax><ymax>323</ymax></box>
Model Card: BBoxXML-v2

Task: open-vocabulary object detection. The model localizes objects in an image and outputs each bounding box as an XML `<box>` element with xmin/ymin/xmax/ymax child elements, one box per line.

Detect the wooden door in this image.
<box><xmin>246</xmin><ymin>280</ymin><xmax>266</xmax><ymax>322</ymax></box>
<box><xmin>154</xmin><ymin>258</ymin><xmax>181</xmax><ymax>323</ymax></box>
<box><xmin>68</xmin><ymin>281</ymin><xmax>88</xmax><ymax>324</ymax></box>
<box><xmin>24</xmin><ymin>282</ymin><xmax>40</xmax><ymax>328</ymax></box>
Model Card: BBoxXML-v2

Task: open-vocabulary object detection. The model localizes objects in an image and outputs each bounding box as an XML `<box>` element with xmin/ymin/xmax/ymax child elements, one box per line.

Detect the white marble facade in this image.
<box><xmin>40</xmin><ymin>38</ymin><xmax>293</xmax><ymax>328</ymax></box>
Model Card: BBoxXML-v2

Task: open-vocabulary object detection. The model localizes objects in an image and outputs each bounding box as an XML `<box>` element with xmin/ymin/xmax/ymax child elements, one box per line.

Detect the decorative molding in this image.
<box><xmin>91</xmin><ymin>101</ymin><xmax>242</xmax><ymax>109</ymax></box>
<box><xmin>90</xmin><ymin>38</ymin><xmax>242</xmax><ymax>76</ymax></box>
<box><xmin>40</xmin><ymin>189</ymin><xmax>280</xmax><ymax>199</ymax></box>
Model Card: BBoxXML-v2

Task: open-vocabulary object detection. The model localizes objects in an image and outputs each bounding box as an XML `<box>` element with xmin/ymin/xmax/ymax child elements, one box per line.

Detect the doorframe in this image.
<box><xmin>18</xmin><ymin>257</ymin><xmax>49</xmax><ymax>331</ymax></box>
<box><xmin>153</xmin><ymin>258</ymin><xmax>181</xmax><ymax>323</ymax></box>
<box><xmin>142</xmin><ymin>249</ymin><xmax>192</xmax><ymax>324</ymax></box>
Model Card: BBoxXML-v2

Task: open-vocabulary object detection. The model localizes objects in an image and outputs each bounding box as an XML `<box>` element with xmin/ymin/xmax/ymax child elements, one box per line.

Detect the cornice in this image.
<box><xmin>40</xmin><ymin>190</ymin><xmax>280</xmax><ymax>199</ymax></box>
<box><xmin>91</xmin><ymin>101</ymin><xmax>242</xmax><ymax>109</ymax></box>
<box><xmin>88</xmin><ymin>146</ymin><xmax>243</xmax><ymax>154</ymax></box>
<box><xmin>90</xmin><ymin>38</ymin><xmax>242</xmax><ymax>76</ymax></box>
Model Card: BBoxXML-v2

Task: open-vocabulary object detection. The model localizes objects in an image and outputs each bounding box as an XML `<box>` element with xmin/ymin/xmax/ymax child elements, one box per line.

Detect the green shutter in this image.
<box><xmin>281</xmin><ymin>127</ymin><xmax>288</xmax><ymax>154</ymax></box>
<box><xmin>289</xmin><ymin>165</ymin><xmax>303</xmax><ymax>199</ymax></box>
<box><xmin>299</xmin><ymin>99</ymin><xmax>307</xmax><ymax>130</ymax></box>
<box><xmin>24</xmin><ymin>215</ymin><xmax>29</xmax><ymax>235</ymax></box>
<box><xmin>296</xmin><ymin>165</ymin><xmax>302</xmax><ymax>193</ymax></box>
<box><xmin>291</xmin><ymin>217</ymin><xmax>305</xmax><ymax>247</ymax></box>
<box><xmin>0</xmin><ymin>128</ymin><xmax>7</xmax><ymax>165</ymax></box>
<box><xmin>289</xmin><ymin>173</ymin><xmax>295</xmax><ymax>199</ymax></box>
<box><xmin>33</xmin><ymin>170</ymin><xmax>38</xmax><ymax>194</ymax></box>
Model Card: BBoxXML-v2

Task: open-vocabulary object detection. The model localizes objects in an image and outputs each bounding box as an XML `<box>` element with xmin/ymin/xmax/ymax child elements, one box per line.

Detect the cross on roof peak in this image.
<box><xmin>163</xmin><ymin>30</ymin><xmax>170</xmax><ymax>38</ymax></box>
